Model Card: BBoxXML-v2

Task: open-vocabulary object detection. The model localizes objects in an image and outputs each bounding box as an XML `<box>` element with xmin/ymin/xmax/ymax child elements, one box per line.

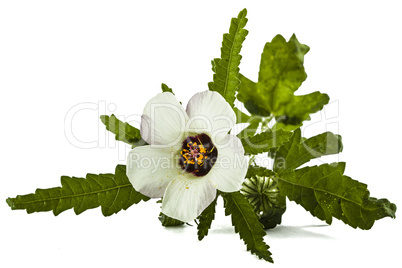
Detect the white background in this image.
<box><xmin>1</xmin><ymin>0</ymin><xmax>401</xmax><ymax>267</ymax></box>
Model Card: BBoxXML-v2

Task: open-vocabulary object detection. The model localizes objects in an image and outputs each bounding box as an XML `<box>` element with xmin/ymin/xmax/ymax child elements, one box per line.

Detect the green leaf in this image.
<box><xmin>197</xmin><ymin>196</ymin><xmax>218</xmax><ymax>241</ymax></box>
<box><xmin>161</xmin><ymin>83</ymin><xmax>174</xmax><ymax>94</ymax></box>
<box><xmin>274</xmin><ymin>128</ymin><xmax>343</xmax><ymax>173</ymax></box>
<box><xmin>233</xmin><ymin>107</ymin><xmax>250</xmax><ymax>124</ymax></box>
<box><xmin>277</xmin><ymin>163</ymin><xmax>397</xmax><ymax>229</ymax></box>
<box><xmin>158</xmin><ymin>212</ymin><xmax>184</xmax><ymax>227</ymax></box>
<box><xmin>241</xmin><ymin>128</ymin><xmax>292</xmax><ymax>155</ymax></box>
<box><xmin>100</xmin><ymin>114</ymin><xmax>144</xmax><ymax>147</ymax></box>
<box><xmin>258</xmin><ymin>34</ymin><xmax>309</xmax><ymax>94</ymax></box>
<box><xmin>208</xmin><ymin>8</ymin><xmax>248</xmax><ymax>107</ymax></box>
<box><xmin>222</xmin><ymin>191</ymin><xmax>273</xmax><ymax>263</ymax></box>
<box><xmin>236</xmin><ymin>116</ymin><xmax>262</xmax><ymax>139</ymax></box>
<box><xmin>274</xmin><ymin>91</ymin><xmax>329</xmax><ymax>127</ymax></box>
<box><xmin>6</xmin><ymin>165</ymin><xmax>150</xmax><ymax>216</ymax></box>
<box><xmin>238</xmin><ymin>74</ymin><xmax>270</xmax><ymax>117</ymax></box>
<box><xmin>237</xmin><ymin>35</ymin><xmax>329</xmax><ymax>127</ymax></box>
<box><xmin>246</xmin><ymin>166</ymin><xmax>276</xmax><ymax>178</ymax></box>
<box><xmin>271</xmin><ymin>121</ymin><xmax>303</xmax><ymax>132</ymax></box>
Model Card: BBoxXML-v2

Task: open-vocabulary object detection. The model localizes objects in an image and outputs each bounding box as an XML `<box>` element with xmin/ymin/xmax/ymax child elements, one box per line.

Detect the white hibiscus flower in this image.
<box><xmin>126</xmin><ymin>91</ymin><xmax>248</xmax><ymax>222</ymax></box>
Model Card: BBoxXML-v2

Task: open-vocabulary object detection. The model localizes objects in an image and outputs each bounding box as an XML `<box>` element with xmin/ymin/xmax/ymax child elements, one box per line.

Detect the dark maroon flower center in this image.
<box><xmin>179</xmin><ymin>133</ymin><xmax>218</xmax><ymax>177</ymax></box>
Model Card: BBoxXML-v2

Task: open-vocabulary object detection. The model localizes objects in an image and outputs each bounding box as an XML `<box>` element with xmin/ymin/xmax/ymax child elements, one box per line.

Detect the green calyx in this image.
<box><xmin>241</xmin><ymin>174</ymin><xmax>286</xmax><ymax>229</ymax></box>
<box><xmin>242</xmin><ymin>174</ymin><xmax>280</xmax><ymax>213</ymax></box>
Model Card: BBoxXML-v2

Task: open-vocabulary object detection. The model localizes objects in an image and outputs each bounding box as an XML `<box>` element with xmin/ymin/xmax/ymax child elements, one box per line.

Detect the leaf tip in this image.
<box><xmin>239</xmin><ymin>8</ymin><xmax>247</xmax><ymax>18</ymax></box>
<box><xmin>6</xmin><ymin>197</ymin><xmax>15</xmax><ymax>209</ymax></box>
<box><xmin>271</xmin><ymin>34</ymin><xmax>286</xmax><ymax>44</ymax></box>
<box><xmin>100</xmin><ymin>115</ymin><xmax>108</xmax><ymax>124</ymax></box>
<box><xmin>336</xmin><ymin>134</ymin><xmax>344</xmax><ymax>152</ymax></box>
<box><xmin>384</xmin><ymin>200</ymin><xmax>397</xmax><ymax>219</ymax></box>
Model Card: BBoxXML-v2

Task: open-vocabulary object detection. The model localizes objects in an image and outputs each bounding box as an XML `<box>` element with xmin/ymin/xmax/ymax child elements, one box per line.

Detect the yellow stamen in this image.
<box><xmin>199</xmin><ymin>145</ymin><xmax>206</xmax><ymax>154</ymax></box>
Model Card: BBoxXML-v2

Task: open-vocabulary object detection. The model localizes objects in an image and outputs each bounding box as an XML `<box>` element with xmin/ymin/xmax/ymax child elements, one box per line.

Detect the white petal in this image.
<box><xmin>161</xmin><ymin>175</ymin><xmax>216</xmax><ymax>222</ymax></box>
<box><xmin>126</xmin><ymin>145</ymin><xmax>182</xmax><ymax>198</ymax></box>
<box><xmin>207</xmin><ymin>134</ymin><xmax>248</xmax><ymax>192</ymax></box>
<box><xmin>141</xmin><ymin>92</ymin><xmax>188</xmax><ymax>146</ymax></box>
<box><xmin>186</xmin><ymin>91</ymin><xmax>236</xmax><ymax>140</ymax></box>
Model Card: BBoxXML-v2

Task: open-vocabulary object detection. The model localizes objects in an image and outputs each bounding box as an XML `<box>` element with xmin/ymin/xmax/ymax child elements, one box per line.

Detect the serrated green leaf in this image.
<box><xmin>274</xmin><ymin>128</ymin><xmax>343</xmax><ymax>173</ymax></box>
<box><xmin>246</xmin><ymin>166</ymin><xmax>276</xmax><ymax>178</ymax></box>
<box><xmin>258</xmin><ymin>34</ymin><xmax>310</xmax><ymax>93</ymax></box>
<box><xmin>274</xmin><ymin>91</ymin><xmax>329</xmax><ymax>126</ymax></box>
<box><xmin>236</xmin><ymin>116</ymin><xmax>262</xmax><ymax>140</ymax></box>
<box><xmin>6</xmin><ymin>165</ymin><xmax>150</xmax><ymax>216</ymax></box>
<box><xmin>161</xmin><ymin>83</ymin><xmax>174</xmax><ymax>94</ymax></box>
<box><xmin>6</xmin><ymin>187</ymin><xmax>62</xmax><ymax>214</ymax></box>
<box><xmin>100</xmin><ymin>114</ymin><xmax>145</xmax><ymax>147</ymax></box>
<box><xmin>222</xmin><ymin>191</ymin><xmax>273</xmax><ymax>263</ymax></box>
<box><xmin>197</xmin><ymin>196</ymin><xmax>218</xmax><ymax>241</ymax></box>
<box><xmin>158</xmin><ymin>212</ymin><xmax>184</xmax><ymax>227</ymax></box>
<box><xmin>208</xmin><ymin>8</ymin><xmax>248</xmax><ymax>107</ymax></box>
<box><xmin>237</xmin><ymin>35</ymin><xmax>329</xmax><ymax>127</ymax></box>
<box><xmin>241</xmin><ymin>129</ymin><xmax>292</xmax><ymax>155</ymax></box>
<box><xmin>277</xmin><ymin>163</ymin><xmax>397</xmax><ymax>229</ymax></box>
